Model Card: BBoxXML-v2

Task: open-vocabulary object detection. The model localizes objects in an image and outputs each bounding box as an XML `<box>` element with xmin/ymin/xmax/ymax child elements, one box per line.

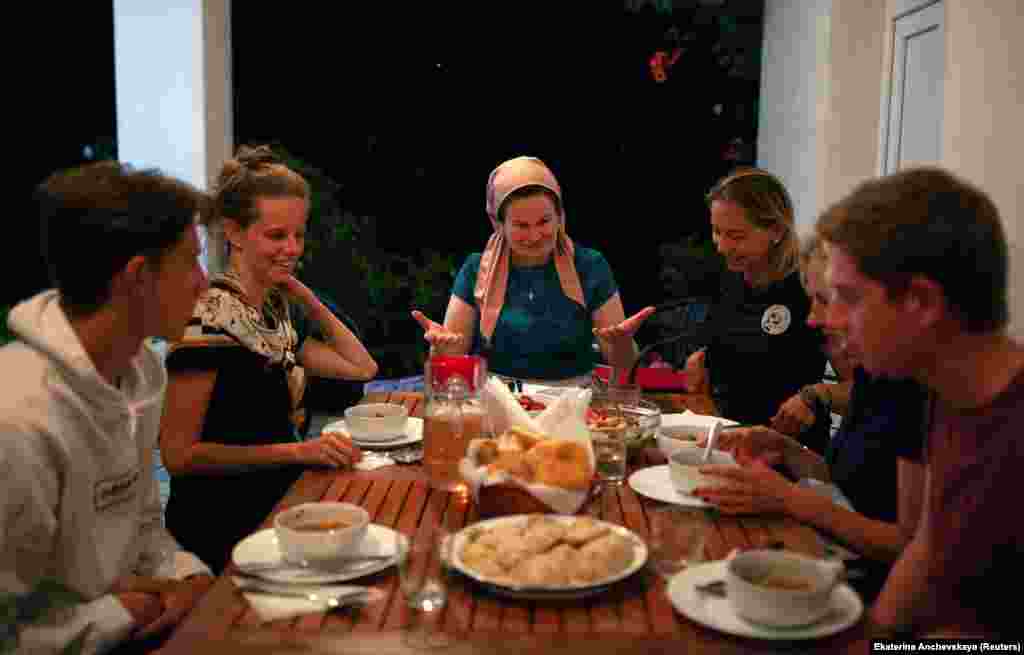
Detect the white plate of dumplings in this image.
<box><xmin>447</xmin><ymin>514</ymin><xmax>648</xmax><ymax>599</ymax></box>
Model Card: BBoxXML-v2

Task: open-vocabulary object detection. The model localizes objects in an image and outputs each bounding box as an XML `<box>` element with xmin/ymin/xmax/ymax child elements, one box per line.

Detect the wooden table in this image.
<box><xmin>158</xmin><ymin>391</ymin><xmax>869</xmax><ymax>654</ymax></box>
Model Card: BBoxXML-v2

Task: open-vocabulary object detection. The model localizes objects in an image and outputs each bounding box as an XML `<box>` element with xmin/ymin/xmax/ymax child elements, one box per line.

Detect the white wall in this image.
<box><xmin>765</xmin><ymin>0</ymin><xmax>1024</xmax><ymax>336</ymax></box>
<box><xmin>941</xmin><ymin>1</ymin><xmax>1024</xmax><ymax>337</ymax></box>
<box><xmin>757</xmin><ymin>0</ymin><xmax>833</xmax><ymax>234</ymax></box>
<box><xmin>113</xmin><ymin>0</ymin><xmax>233</xmax><ymax>272</ymax></box>
<box><xmin>821</xmin><ymin>0</ymin><xmax>887</xmax><ymax>205</ymax></box>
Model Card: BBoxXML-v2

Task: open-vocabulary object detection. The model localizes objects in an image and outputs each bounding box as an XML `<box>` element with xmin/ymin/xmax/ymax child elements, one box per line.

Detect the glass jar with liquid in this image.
<box><xmin>422</xmin><ymin>355</ymin><xmax>488</xmax><ymax>491</ymax></box>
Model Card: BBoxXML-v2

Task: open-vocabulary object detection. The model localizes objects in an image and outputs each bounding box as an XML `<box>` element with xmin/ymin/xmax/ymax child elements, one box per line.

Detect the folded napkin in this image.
<box><xmin>233</xmin><ymin>579</ymin><xmax>384</xmax><ymax>622</ymax></box>
<box><xmin>354</xmin><ymin>452</ymin><xmax>395</xmax><ymax>470</ymax></box>
<box><xmin>661</xmin><ymin>410</ymin><xmax>739</xmax><ymax>430</ymax></box>
<box><xmin>232</xmin><ymin>527</ymin><xmax>396</xmax><ymax>621</ymax></box>
<box><xmin>480</xmin><ymin>376</ymin><xmax>544</xmax><ymax>437</ymax></box>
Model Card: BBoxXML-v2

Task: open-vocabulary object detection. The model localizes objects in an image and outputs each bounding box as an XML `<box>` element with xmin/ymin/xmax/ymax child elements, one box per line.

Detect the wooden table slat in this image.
<box><xmin>614</xmin><ymin>485</ymin><xmax>654</xmax><ymax>636</ymax></box>
<box><xmin>708</xmin><ymin>516</ymin><xmax>751</xmax><ymax>560</ymax></box>
<box><xmin>381</xmin><ymin>480</ymin><xmax>431</xmax><ymax>631</ymax></box>
<box><xmin>617</xmin><ymin>483</ymin><xmax>681</xmax><ymax>637</ymax></box>
<box><xmin>587</xmin><ymin>487</ymin><xmax>623</xmax><ymax>634</ymax></box>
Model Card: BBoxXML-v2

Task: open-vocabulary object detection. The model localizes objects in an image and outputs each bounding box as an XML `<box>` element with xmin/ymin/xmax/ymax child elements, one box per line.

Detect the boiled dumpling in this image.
<box><xmin>568</xmin><ymin>533</ymin><xmax>634</xmax><ymax>585</ymax></box>
<box><xmin>511</xmin><ymin>544</ymin><xmax>575</xmax><ymax>586</ymax></box>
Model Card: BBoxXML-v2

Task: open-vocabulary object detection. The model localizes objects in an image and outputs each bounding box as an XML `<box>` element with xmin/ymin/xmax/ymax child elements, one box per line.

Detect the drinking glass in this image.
<box><xmin>592</xmin><ymin>431</ymin><xmax>628</xmax><ymax>485</ymax></box>
<box><xmin>647</xmin><ymin>506</ymin><xmax>710</xmax><ymax>580</ymax></box>
<box><xmin>395</xmin><ymin>525</ymin><xmax>451</xmax><ymax>648</ymax></box>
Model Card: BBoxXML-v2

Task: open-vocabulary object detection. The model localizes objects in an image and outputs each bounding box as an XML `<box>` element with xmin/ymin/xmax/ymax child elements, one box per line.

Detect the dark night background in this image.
<box><xmin>12</xmin><ymin>1</ymin><xmax>763</xmax><ymax>373</ymax></box>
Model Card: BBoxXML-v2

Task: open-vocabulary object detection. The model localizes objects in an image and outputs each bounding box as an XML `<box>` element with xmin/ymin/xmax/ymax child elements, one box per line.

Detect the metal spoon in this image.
<box><xmin>390</xmin><ymin>445</ymin><xmax>423</xmax><ymax>464</ymax></box>
<box><xmin>702</xmin><ymin>420</ymin><xmax>723</xmax><ymax>463</ymax></box>
<box><xmin>235</xmin><ymin>583</ymin><xmax>372</xmax><ymax>609</ymax></box>
<box><xmin>235</xmin><ymin>555</ymin><xmax>392</xmax><ymax>575</ymax></box>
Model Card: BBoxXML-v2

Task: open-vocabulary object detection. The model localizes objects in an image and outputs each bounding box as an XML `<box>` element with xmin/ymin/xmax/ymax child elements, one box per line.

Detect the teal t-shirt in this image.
<box><xmin>452</xmin><ymin>247</ymin><xmax>618</xmax><ymax>381</ymax></box>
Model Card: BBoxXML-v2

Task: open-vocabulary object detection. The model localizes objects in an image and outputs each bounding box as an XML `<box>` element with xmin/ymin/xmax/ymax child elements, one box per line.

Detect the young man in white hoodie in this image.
<box><xmin>1</xmin><ymin>162</ymin><xmax>214</xmax><ymax>653</ymax></box>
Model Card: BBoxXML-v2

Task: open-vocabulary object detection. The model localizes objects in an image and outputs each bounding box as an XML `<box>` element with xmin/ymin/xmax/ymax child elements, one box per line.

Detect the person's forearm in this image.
<box><xmin>871</xmin><ymin>532</ymin><xmax>933</xmax><ymax>633</ymax></box>
<box><xmin>598</xmin><ymin>334</ymin><xmax>639</xmax><ymax>371</ymax></box>
<box><xmin>819</xmin><ymin>380</ymin><xmax>853</xmax><ymax>416</ymax></box>
<box><xmin>17</xmin><ymin>595</ymin><xmax>135</xmax><ymax>655</ymax></box>
<box><xmin>827</xmin><ymin>378</ymin><xmax>851</xmax><ymax>413</ymax></box>
<box><xmin>781</xmin><ymin>435</ymin><xmax>830</xmax><ymax>480</ymax></box>
<box><xmin>785</xmin><ymin>486</ymin><xmax>910</xmax><ymax>563</ymax></box>
<box><xmin>306</xmin><ymin>298</ymin><xmax>378</xmax><ymax>380</ymax></box>
<box><xmin>166</xmin><ymin>441</ymin><xmax>302</xmax><ymax>475</ymax></box>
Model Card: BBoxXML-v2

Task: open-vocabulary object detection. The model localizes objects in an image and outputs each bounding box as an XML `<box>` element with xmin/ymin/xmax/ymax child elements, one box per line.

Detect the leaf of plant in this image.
<box><xmin>16</xmin><ymin>579</ymin><xmax>85</xmax><ymax>623</ymax></box>
<box><xmin>61</xmin><ymin>623</ymin><xmax>94</xmax><ymax>655</ymax></box>
<box><xmin>1</xmin><ymin>602</ymin><xmax>19</xmax><ymax>655</ymax></box>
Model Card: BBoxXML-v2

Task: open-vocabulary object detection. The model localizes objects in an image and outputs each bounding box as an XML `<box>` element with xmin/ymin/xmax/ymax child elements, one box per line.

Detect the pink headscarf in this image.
<box><xmin>475</xmin><ymin>156</ymin><xmax>586</xmax><ymax>342</ymax></box>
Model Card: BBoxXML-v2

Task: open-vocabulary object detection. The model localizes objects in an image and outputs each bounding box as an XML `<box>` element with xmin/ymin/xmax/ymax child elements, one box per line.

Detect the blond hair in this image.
<box><xmin>206</xmin><ymin>145</ymin><xmax>309</xmax><ymax>263</ymax></box>
<box><xmin>707</xmin><ymin>167</ymin><xmax>799</xmax><ymax>284</ymax></box>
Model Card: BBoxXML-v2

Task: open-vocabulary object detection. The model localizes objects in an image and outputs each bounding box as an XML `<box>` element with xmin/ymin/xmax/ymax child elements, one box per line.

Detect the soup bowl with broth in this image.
<box><xmin>667</xmin><ymin>445</ymin><xmax>738</xmax><ymax>495</ymax></box>
<box><xmin>344</xmin><ymin>403</ymin><xmax>409</xmax><ymax>442</ymax></box>
<box><xmin>725</xmin><ymin>549</ymin><xmax>845</xmax><ymax>627</ymax></box>
<box><xmin>274</xmin><ymin>502</ymin><xmax>370</xmax><ymax>566</ymax></box>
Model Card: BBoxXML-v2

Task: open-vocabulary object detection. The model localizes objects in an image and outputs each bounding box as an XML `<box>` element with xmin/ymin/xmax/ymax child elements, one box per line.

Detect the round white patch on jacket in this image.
<box><xmin>761</xmin><ymin>304</ymin><xmax>792</xmax><ymax>335</ymax></box>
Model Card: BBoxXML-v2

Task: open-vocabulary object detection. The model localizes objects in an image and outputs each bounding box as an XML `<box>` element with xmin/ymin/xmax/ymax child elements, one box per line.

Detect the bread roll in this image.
<box><xmin>525</xmin><ymin>439</ymin><xmax>592</xmax><ymax>491</ymax></box>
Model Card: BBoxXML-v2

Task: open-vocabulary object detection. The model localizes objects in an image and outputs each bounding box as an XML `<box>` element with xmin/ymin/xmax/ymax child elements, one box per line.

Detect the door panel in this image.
<box><xmin>882</xmin><ymin>1</ymin><xmax>944</xmax><ymax>173</ymax></box>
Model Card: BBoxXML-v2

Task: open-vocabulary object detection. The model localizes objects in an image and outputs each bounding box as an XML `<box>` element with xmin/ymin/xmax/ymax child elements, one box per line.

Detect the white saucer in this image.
<box><xmin>323</xmin><ymin>416</ymin><xmax>423</xmax><ymax>449</ymax></box>
<box><xmin>232</xmin><ymin>524</ymin><xmax>404</xmax><ymax>584</ymax></box>
<box><xmin>628</xmin><ymin>465</ymin><xmax>711</xmax><ymax>508</ymax></box>
<box><xmin>667</xmin><ymin>561</ymin><xmax>864</xmax><ymax>640</ymax></box>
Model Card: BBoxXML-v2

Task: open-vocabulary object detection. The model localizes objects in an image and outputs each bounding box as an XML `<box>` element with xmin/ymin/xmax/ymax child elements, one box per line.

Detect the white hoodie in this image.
<box><xmin>0</xmin><ymin>291</ymin><xmax>210</xmax><ymax>654</ymax></box>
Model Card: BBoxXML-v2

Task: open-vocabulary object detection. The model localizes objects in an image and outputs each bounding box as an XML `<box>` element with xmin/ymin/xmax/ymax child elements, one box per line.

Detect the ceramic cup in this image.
<box><xmin>667</xmin><ymin>445</ymin><xmax>738</xmax><ymax>496</ymax></box>
<box><xmin>274</xmin><ymin>502</ymin><xmax>370</xmax><ymax>566</ymax></box>
<box><xmin>725</xmin><ymin>549</ymin><xmax>845</xmax><ymax>627</ymax></box>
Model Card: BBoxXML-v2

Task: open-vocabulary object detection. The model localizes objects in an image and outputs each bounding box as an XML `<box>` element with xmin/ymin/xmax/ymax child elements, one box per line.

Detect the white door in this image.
<box><xmin>880</xmin><ymin>0</ymin><xmax>945</xmax><ymax>173</ymax></box>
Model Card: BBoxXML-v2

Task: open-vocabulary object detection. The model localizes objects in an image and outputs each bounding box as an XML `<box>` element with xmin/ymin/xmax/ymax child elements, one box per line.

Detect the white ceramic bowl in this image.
<box><xmin>344</xmin><ymin>403</ymin><xmax>409</xmax><ymax>442</ymax></box>
<box><xmin>656</xmin><ymin>415</ymin><xmax>738</xmax><ymax>460</ymax></box>
<box><xmin>656</xmin><ymin>427</ymin><xmax>708</xmax><ymax>460</ymax></box>
<box><xmin>725</xmin><ymin>549</ymin><xmax>845</xmax><ymax>627</ymax></box>
<box><xmin>667</xmin><ymin>445</ymin><xmax>738</xmax><ymax>495</ymax></box>
<box><xmin>273</xmin><ymin>502</ymin><xmax>370</xmax><ymax>566</ymax></box>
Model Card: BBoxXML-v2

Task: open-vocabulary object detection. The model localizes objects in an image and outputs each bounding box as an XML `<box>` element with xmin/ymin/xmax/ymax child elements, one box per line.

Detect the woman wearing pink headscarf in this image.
<box><xmin>412</xmin><ymin>156</ymin><xmax>654</xmax><ymax>384</ymax></box>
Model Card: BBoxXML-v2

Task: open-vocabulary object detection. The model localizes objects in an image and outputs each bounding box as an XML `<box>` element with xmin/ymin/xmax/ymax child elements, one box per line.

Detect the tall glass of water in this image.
<box><xmin>395</xmin><ymin>524</ymin><xmax>451</xmax><ymax>648</ymax></box>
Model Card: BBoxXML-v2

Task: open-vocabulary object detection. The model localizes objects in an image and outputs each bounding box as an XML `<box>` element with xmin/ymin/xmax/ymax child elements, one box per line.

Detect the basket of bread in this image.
<box><xmin>459</xmin><ymin>378</ymin><xmax>597</xmax><ymax>517</ymax></box>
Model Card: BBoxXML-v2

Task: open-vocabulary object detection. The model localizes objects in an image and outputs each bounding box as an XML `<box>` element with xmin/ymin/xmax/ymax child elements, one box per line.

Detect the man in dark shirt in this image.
<box><xmin>817</xmin><ymin>167</ymin><xmax>1024</xmax><ymax>637</ymax></box>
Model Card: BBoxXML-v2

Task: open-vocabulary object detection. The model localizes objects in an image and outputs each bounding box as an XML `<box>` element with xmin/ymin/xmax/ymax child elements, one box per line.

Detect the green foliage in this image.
<box><xmin>658</xmin><ymin>232</ymin><xmax>723</xmax><ymax>299</ymax></box>
<box><xmin>82</xmin><ymin>136</ymin><xmax>117</xmax><ymax>162</ymax></box>
<box><xmin>625</xmin><ymin>0</ymin><xmax>674</xmax><ymax>14</ymax></box>
<box><xmin>0</xmin><ymin>307</ymin><xmax>13</xmax><ymax>347</ymax></box>
<box><xmin>0</xmin><ymin>579</ymin><xmax>92</xmax><ymax>655</ymax></box>
<box><xmin>266</xmin><ymin>144</ymin><xmax>457</xmax><ymax>379</ymax></box>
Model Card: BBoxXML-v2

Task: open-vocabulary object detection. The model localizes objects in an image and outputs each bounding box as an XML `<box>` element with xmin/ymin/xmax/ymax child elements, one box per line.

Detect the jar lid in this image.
<box><xmin>428</xmin><ymin>355</ymin><xmax>486</xmax><ymax>393</ymax></box>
